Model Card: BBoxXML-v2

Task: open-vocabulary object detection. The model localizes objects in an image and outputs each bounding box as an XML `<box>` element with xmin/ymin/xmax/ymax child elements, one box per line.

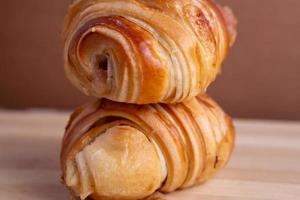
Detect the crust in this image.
<box><xmin>63</xmin><ymin>0</ymin><xmax>236</xmax><ymax>104</ymax></box>
<box><xmin>61</xmin><ymin>95</ymin><xmax>235</xmax><ymax>199</ymax></box>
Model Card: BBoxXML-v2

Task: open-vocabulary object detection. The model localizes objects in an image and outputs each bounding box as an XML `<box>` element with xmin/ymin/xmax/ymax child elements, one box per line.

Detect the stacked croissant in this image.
<box><xmin>60</xmin><ymin>0</ymin><xmax>237</xmax><ymax>199</ymax></box>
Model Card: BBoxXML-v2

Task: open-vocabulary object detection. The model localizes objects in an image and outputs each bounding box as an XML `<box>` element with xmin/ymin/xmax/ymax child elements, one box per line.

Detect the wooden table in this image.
<box><xmin>0</xmin><ymin>110</ymin><xmax>300</xmax><ymax>200</ymax></box>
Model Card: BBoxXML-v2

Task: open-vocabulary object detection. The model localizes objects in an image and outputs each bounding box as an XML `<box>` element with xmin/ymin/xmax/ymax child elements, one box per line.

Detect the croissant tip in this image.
<box><xmin>220</xmin><ymin>6</ymin><xmax>238</xmax><ymax>45</ymax></box>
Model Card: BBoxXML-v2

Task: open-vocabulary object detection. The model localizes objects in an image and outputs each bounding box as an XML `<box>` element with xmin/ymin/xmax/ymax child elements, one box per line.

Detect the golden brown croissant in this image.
<box><xmin>60</xmin><ymin>94</ymin><xmax>235</xmax><ymax>200</ymax></box>
<box><xmin>63</xmin><ymin>0</ymin><xmax>237</xmax><ymax>104</ymax></box>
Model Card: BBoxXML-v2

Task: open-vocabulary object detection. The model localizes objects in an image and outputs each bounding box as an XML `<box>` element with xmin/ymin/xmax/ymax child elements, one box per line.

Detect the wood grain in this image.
<box><xmin>0</xmin><ymin>110</ymin><xmax>299</xmax><ymax>200</ymax></box>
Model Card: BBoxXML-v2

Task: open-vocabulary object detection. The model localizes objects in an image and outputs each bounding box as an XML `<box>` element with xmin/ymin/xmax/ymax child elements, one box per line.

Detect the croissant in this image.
<box><xmin>63</xmin><ymin>0</ymin><xmax>237</xmax><ymax>104</ymax></box>
<box><xmin>60</xmin><ymin>94</ymin><xmax>235</xmax><ymax>200</ymax></box>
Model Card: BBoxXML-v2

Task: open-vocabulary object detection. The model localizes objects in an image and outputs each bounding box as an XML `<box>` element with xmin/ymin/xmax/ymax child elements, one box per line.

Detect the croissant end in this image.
<box><xmin>65</xmin><ymin>126</ymin><xmax>167</xmax><ymax>200</ymax></box>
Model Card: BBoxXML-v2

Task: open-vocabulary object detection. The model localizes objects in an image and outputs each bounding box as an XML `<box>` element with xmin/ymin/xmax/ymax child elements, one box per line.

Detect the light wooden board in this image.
<box><xmin>0</xmin><ymin>110</ymin><xmax>300</xmax><ymax>200</ymax></box>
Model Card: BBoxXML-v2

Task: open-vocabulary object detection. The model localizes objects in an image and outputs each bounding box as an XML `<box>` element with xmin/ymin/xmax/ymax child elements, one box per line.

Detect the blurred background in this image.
<box><xmin>0</xmin><ymin>0</ymin><xmax>299</xmax><ymax>120</ymax></box>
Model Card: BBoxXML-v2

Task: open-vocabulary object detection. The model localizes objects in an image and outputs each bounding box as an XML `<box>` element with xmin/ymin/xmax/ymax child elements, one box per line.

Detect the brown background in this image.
<box><xmin>0</xmin><ymin>0</ymin><xmax>299</xmax><ymax>120</ymax></box>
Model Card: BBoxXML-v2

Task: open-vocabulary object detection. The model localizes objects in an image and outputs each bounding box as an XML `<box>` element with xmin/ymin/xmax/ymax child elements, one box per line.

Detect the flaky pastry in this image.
<box><xmin>61</xmin><ymin>95</ymin><xmax>235</xmax><ymax>200</ymax></box>
<box><xmin>63</xmin><ymin>0</ymin><xmax>237</xmax><ymax>104</ymax></box>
